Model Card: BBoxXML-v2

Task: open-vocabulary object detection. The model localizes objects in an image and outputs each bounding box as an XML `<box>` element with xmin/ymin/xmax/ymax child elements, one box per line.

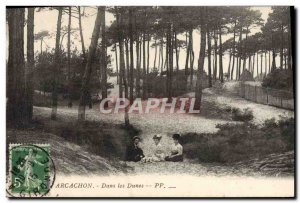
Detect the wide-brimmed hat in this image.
<box><xmin>172</xmin><ymin>133</ymin><xmax>181</xmax><ymax>140</ymax></box>
<box><xmin>132</xmin><ymin>136</ymin><xmax>141</xmax><ymax>141</ymax></box>
<box><xmin>153</xmin><ymin>134</ymin><xmax>162</xmax><ymax>140</ymax></box>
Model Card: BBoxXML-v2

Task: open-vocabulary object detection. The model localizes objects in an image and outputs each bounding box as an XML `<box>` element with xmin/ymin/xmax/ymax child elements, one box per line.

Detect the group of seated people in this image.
<box><xmin>125</xmin><ymin>133</ymin><xmax>183</xmax><ymax>162</ymax></box>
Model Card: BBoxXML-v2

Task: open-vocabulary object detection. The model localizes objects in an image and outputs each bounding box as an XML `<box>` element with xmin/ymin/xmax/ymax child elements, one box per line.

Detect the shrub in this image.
<box><xmin>239</xmin><ymin>69</ymin><xmax>254</xmax><ymax>81</ymax></box>
<box><xmin>33</xmin><ymin>92</ymin><xmax>52</xmax><ymax>107</ymax></box>
<box><xmin>262</xmin><ymin>69</ymin><xmax>293</xmax><ymax>90</ymax></box>
<box><xmin>232</xmin><ymin>107</ymin><xmax>254</xmax><ymax>122</ymax></box>
<box><xmin>39</xmin><ymin>119</ymin><xmax>140</xmax><ymax>160</ymax></box>
<box><xmin>278</xmin><ymin>117</ymin><xmax>295</xmax><ymax>149</ymax></box>
<box><xmin>182</xmin><ymin>117</ymin><xmax>294</xmax><ymax>163</ymax></box>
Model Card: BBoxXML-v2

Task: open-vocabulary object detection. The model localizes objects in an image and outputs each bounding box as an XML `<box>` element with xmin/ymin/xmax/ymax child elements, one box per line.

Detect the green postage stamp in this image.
<box><xmin>7</xmin><ymin>144</ymin><xmax>55</xmax><ymax>197</ymax></box>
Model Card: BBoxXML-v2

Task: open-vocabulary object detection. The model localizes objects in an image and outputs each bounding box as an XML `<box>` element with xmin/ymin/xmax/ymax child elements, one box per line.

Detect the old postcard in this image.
<box><xmin>6</xmin><ymin>6</ymin><xmax>295</xmax><ymax>198</ymax></box>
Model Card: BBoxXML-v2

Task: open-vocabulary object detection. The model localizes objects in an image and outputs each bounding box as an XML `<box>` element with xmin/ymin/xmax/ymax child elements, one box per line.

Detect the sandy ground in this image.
<box><xmin>32</xmin><ymin>79</ymin><xmax>294</xmax><ymax>177</ymax></box>
<box><xmin>7</xmin><ymin>129</ymin><xmax>124</xmax><ymax>176</ymax></box>
<box><xmin>187</xmin><ymin>86</ymin><xmax>294</xmax><ymax>125</ymax></box>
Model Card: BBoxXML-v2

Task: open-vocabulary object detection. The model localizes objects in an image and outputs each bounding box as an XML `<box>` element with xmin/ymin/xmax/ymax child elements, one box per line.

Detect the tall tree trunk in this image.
<box><xmin>153</xmin><ymin>38</ymin><xmax>157</xmax><ymax>69</ymax></box>
<box><xmin>185</xmin><ymin>30</ymin><xmax>191</xmax><ymax>74</ymax></box>
<box><xmin>51</xmin><ymin>8</ymin><xmax>63</xmax><ymax>120</ymax></box>
<box><xmin>219</xmin><ymin>27</ymin><xmax>223</xmax><ymax>83</ymax></box>
<box><xmin>123</xmin><ymin>39</ymin><xmax>129</xmax><ymax>98</ymax></box>
<box><xmin>252</xmin><ymin>54</ymin><xmax>255</xmax><ymax>76</ymax></box>
<box><xmin>25</xmin><ymin>8</ymin><xmax>35</xmax><ymax>121</ymax></box>
<box><xmin>231</xmin><ymin>21</ymin><xmax>236</xmax><ymax>80</ymax></box>
<box><xmin>116</xmin><ymin>8</ymin><xmax>129</xmax><ymax>126</ymax></box>
<box><xmin>7</xmin><ymin>8</ymin><xmax>27</xmax><ymax>125</ymax></box>
<box><xmin>167</xmin><ymin>24</ymin><xmax>173</xmax><ymax>101</ymax></box>
<box><xmin>227</xmin><ymin>52</ymin><xmax>232</xmax><ymax>80</ymax></box>
<box><xmin>157</xmin><ymin>40</ymin><xmax>162</xmax><ymax>71</ymax></box>
<box><xmin>97</xmin><ymin>45</ymin><xmax>102</xmax><ymax>86</ymax></box>
<box><xmin>78</xmin><ymin>6</ymin><xmax>87</xmax><ymax>79</ymax></box>
<box><xmin>185</xmin><ymin>29</ymin><xmax>192</xmax><ymax>87</ymax></box>
<box><xmin>260</xmin><ymin>53</ymin><xmax>263</xmax><ymax>78</ymax></box>
<box><xmin>212</xmin><ymin>50</ymin><xmax>215</xmax><ymax>74</ymax></box>
<box><xmin>129</xmin><ymin>9</ymin><xmax>134</xmax><ymax>104</ymax></box>
<box><xmin>160</xmin><ymin>39</ymin><xmax>164</xmax><ymax>72</ymax></box>
<box><xmin>142</xmin><ymin>32</ymin><xmax>146</xmax><ymax>99</ymax></box>
<box><xmin>213</xmin><ymin>29</ymin><xmax>218</xmax><ymax>80</ymax></box>
<box><xmin>67</xmin><ymin>6</ymin><xmax>72</xmax><ymax>108</ymax></box>
<box><xmin>248</xmin><ymin>55</ymin><xmax>252</xmax><ymax>73</ymax></box>
<box><xmin>268</xmin><ymin>51</ymin><xmax>271</xmax><ymax>73</ymax></box>
<box><xmin>139</xmin><ymin>36</ymin><xmax>142</xmax><ymax>71</ymax></box>
<box><xmin>272</xmin><ymin>49</ymin><xmax>276</xmax><ymax>70</ymax></box>
<box><xmin>242</xmin><ymin>27</ymin><xmax>249</xmax><ymax>71</ymax></box>
<box><xmin>158</xmin><ymin>41</ymin><xmax>161</xmax><ymax>71</ymax></box>
<box><xmin>256</xmin><ymin>52</ymin><xmax>259</xmax><ymax>77</ymax></box>
<box><xmin>146</xmin><ymin>33</ymin><xmax>150</xmax><ymax>97</ymax></box>
<box><xmin>147</xmin><ymin>34</ymin><xmax>150</xmax><ymax>73</ymax></box>
<box><xmin>118</xmin><ymin>46</ymin><xmax>123</xmax><ymax>97</ymax></box>
<box><xmin>190</xmin><ymin>34</ymin><xmax>194</xmax><ymax>89</ymax></box>
<box><xmin>207</xmin><ymin>29</ymin><xmax>212</xmax><ymax>87</ymax></box>
<box><xmin>78</xmin><ymin>6</ymin><xmax>86</xmax><ymax>60</ymax></box>
<box><xmin>40</xmin><ymin>39</ymin><xmax>43</xmax><ymax>55</ymax></box>
<box><xmin>231</xmin><ymin>55</ymin><xmax>236</xmax><ymax>80</ymax></box>
<box><xmin>135</xmin><ymin>38</ymin><xmax>141</xmax><ymax>97</ymax></box>
<box><xmin>174</xmin><ymin>30</ymin><xmax>179</xmax><ymax>73</ymax></box>
<box><xmin>195</xmin><ymin>13</ymin><xmax>206</xmax><ymax>111</ymax></box>
<box><xmin>115</xmin><ymin>43</ymin><xmax>119</xmax><ymax>84</ymax></box>
<box><xmin>248</xmin><ymin>55</ymin><xmax>251</xmax><ymax>73</ymax></box>
<box><xmin>248</xmin><ymin>53</ymin><xmax>251</xmax><ymax>71</ymax></box>
<box><xmin>280</xmin><ymin>24</ymin><xmax>284</xmax><ymax>69</ymax></box>
<box><xmin>78</xmin><ymin>7</ymin><xmax>102</xmax><ymax>120</ymax></box>
<box><xmin>165</xmin><ymin>35</ymin><xmax>169</xmax><ymax>72</ymax></box>
<box><xmin>287</xmin><ymin>12</ymin><xmax>292</xmax><ymax>70</ymax></box>
<box><xmin>238</xmin><ymin>27</ymin><xmax>242</xmax><ymax>79</ymax></box>
<box><xmin>135</xmin><ymin>16</ymin><xmax>141</xmax><ymax>98</ymax></box>
<box><xmin>100</xmin><ymin>7</ymin><xmax>107</xmax><ymax>107</ymax></box>
<box><xmin>265</xmin><ymin>51</ymin><xmax>267</xmax><ymax>76</ymax></box>
<box><xmin>164</xmin><ymin>34</ymin><xmax>169</xmax><ymax>94</ymax></box>
<box><xmin>125</xmin><ymin>39</ymin><xmax>130</xmax><ymax>83</ymax></box>
<box><xmin>236</xmin><ymin>56</ymin><xmax>239</xmax><ymax>80</ymax></box>
<box><xmin>284</xmin><ymin>52</ymin><xmax>287</xmax><ymax>69</ymax></box>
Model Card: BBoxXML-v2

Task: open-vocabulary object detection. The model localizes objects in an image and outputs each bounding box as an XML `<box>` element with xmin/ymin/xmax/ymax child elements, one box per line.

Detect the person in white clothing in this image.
<box><xmin>142</xmin><ymin>134</ymin><xmax>165</xmax><ymax>162</ymax></box>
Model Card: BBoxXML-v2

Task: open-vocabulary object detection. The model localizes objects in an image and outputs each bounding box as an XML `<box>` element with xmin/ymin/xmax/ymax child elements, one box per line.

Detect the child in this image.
<box><xmin>165</xmin><ymin>134</ymin><xmax>183</xmax><ymax>162</ymax></box>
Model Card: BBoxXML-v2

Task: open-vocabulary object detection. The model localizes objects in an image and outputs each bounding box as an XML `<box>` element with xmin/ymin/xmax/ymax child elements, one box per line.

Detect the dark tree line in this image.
<box><xmin>6</xmin><ymin>6</ymin><xmax>293</xmax><ymax>126</ymax></box>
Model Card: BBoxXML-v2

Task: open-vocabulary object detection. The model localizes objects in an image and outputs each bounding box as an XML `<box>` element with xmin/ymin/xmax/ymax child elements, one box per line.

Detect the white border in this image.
<box><xmin>1</xmin><ymin>1</ymin><xmax>298</xmax><ymax>202</ymax></box>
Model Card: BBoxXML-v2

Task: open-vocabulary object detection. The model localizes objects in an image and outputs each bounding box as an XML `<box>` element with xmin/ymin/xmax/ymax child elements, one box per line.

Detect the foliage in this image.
<box><xmin>33</xmin><ymin>49</ymin><xmax>111</xmax><ymax>99</ymax></box>
<box><xmin>182</xmin><ymin>117</ymin><xmax>294</xmax><ymax>163</ymax></box>
<box><xmin>262</xmin><ymin>69</ymin><xmax>293</xmax><ymax>90</ymax></box>
<box><xmin>264</xmin><ymin>117</ymin><xmax>295</xmax><ymax>149</ymax></box>
<box><xmin>39</xmin><ymin>119</ymin><xmax>140</xmax><ymax>160</ymax></box>
<box><xmin>232</xmin><ymin>107</ymin><xmax>254</xmax><ymax>122</ymax></box>
<box><xmin>33</xmin><ymin>91</ymin><xmax>52</xmax><ymax>107</ymax></box>
<box><xmin>239</xmin><ymin>69</ymin><xmax>254</xmax><ymax>81</ymax></box>
<box><xmin>34</xmin><ymin>30</ymin><xmax>51</xmax><ymax>40</ymax></box>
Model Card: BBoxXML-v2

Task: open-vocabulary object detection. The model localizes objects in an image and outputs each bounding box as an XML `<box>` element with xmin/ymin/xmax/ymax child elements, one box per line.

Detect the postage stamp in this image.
<box><xmin>7</xmin><ymin>144</ymin><xmax>56</xmax><ymax>197</ymax></box>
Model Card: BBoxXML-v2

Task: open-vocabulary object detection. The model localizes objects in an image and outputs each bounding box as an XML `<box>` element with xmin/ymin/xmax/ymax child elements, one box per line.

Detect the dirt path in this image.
<box><xmin>185</xmin><ymin>92</ymin><xmax>293</xmax><ymax>126</ymax></box>
<box><xmin>33</xmin><ymin>96</ymin><xmax>292</xmax><ymax>177</ymax></box>
<box><xmin>202</xmin><ymin>83</ymin><xmax>294</xmax><ymax>125</ymax></box>
<box><xmin>32</xmin><ymin>78</ymin><xmax>294</xmax><ymax>176</ymax></box>
<box><xmin>34</xmin><ymin>106</ymin><xmax>234</xmax><ymax>156</ymax></box>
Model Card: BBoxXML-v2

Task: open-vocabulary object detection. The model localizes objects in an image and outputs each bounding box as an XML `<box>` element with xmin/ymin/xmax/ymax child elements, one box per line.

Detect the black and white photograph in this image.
<box><xmin>5</xmin><ymin>5</ymin><xmax>295</xmax><ymax>198</ymax></box>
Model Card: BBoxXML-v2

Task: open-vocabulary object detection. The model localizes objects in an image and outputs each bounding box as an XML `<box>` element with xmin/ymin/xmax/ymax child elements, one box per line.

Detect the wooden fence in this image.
<box><xmin>239</xmin><ymin>83</ymin><xmax>294</xmax><ymax>110</ymax></box>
